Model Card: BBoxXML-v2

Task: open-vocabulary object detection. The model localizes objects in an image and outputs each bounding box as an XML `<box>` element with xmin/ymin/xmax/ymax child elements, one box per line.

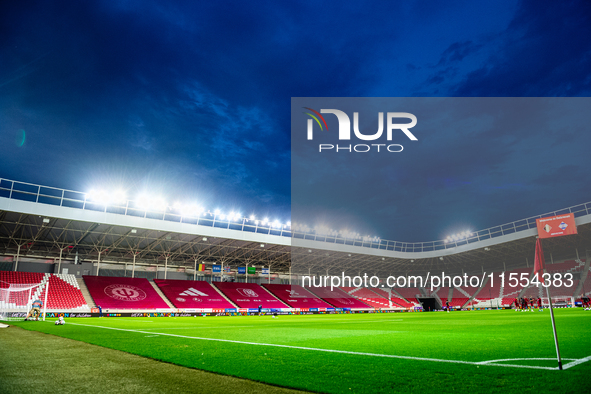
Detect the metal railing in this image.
<box><xmin>1</xmin><ymin>178</ymin><xmax>590</xmax><ymax>252</ymax></box>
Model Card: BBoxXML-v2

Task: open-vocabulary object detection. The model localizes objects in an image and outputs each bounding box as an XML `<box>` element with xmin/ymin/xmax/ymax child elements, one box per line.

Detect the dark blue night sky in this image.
<box><xmin>1</xmin><ymin>1</ymin><xmax>590</xmax><ymax>242</ymax></box>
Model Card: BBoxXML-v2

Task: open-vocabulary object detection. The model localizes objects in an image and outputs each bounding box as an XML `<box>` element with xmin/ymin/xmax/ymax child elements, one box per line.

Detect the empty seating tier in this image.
<box><xmin>39</xmin><ymin>274</ymin><xmax>88</xmax><ymax>309</ymax></box>
<box><xmin>213</xmin><ymin>282</ymin><xmax>287</xmax><ymax>309</ymax></box>
<box><xmin>83</xmin><ymin>276</ymin><xmax>169</xmax><ymax>310</ymax></box>
<box><xmin>262</xmin><ymin>284</ymin><xmax>332</xmax><ymax>308</ymax></box>
<box><xmin>304</xmin><ymin>286</ymin><xmax>370</xmax><ymax>309</ymax></box>
<box><xmin>154</xmin><ymin>279</ymin><xmax>235</xmax><ymax>309</ymax></box>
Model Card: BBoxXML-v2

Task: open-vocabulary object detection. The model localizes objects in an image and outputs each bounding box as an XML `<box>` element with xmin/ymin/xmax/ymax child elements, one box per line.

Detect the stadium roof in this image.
<box><xmin>1</xmin><ymin>178</ymin><xmax>591</xmax><ymax>277</ymax></box>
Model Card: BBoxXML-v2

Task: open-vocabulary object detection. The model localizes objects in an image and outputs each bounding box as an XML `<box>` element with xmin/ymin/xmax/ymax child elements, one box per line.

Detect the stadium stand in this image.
<box><xmin>83</xmin><ymin>276</ymin><xmax>170</xmax><ymax>310</ymax></box>
<box><xmin>391</xmin><ymin>287</ymin><xmax>422</xmax><ymax>307</ymax></box>
<box><xmin>432</xmin><ymin>287</ymin><xmax>451</xmax><ymax>301</ymax></box>
<box><xmin>213</xmin><ymin>282</ymin><xmax>287</xmax><ymax>308</ymax></box>
<box><xmin>0</xmin><ymin>271</ymin><xmax>44</xmax><ymax>287</ymax></box>
<box><xmin>466</xmin><ymin>272</ymin><xmax>504</xmax><ymax>307</ymax></box>
<box><xmin>363</xmin><ymin>287</ymin><xmax>412</xmax><ymax>308</ymax></box>
<box><xmin>448</xmin><ymin>287</ymin><xmax>469</xmax><ymax>308</ymax></box>
<box><xmin>370</xmin><ymin>287</ymin><xmax>391</xmax><ymax>299</ymax></box>
<box><xmin>37</xmin><ymin>274</ymin><xmax>89</xmax><ymax>310</ymax></box>
<box><xmin>341</xmin><ymin>287</ymin><xmax>411</xmax><ymax>308</ymax></box>
<box><xmin>544</xmin><ymin>260</ymin><xmax>579</xmax><ymax>272</ymax></box>
<box><xmin>304</xmin><ymin>286</ymin><xmax>370</xmax><ymax>309</ymax></box>
<box><xmin>340</xmin><ymin>286</ymin><xmax>390</xmax><ymax>309</ymax></box>
<box><xmin>0</xmin><ymin>272</ymin><xmax>89</xmax><ymax>310</ymax></box>
<box><xmin>262</xmin><ymin>284</ymin><xmax>333</xmax><ymax>308</ymax></box>
<box><xmin>579</xmin><ymin>267</ymin><xmax>591</xmax><ymax>297</ymax></box>
<box><xmin>154</xmin><ymin>279</ymin><xmax>235</xmax><ymax>309</ymax></box>
<box><xmin>0</xmin><ymin>271</ymin><xmax>44</xmax><ymax>307</ymax></box>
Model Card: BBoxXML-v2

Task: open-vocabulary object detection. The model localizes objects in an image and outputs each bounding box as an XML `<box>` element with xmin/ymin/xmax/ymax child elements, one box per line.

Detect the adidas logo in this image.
<box><xmin>179</xmin><ymin>288</ymin><xmax>208</xmax><ymax>297</ymax></box>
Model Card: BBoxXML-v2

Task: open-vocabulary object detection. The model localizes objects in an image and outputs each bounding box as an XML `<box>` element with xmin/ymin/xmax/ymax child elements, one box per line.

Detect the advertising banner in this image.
<box><xmin>536</xmin><ymin>213</ymin><xmax>577</xmax><ymax>238</ymax></box>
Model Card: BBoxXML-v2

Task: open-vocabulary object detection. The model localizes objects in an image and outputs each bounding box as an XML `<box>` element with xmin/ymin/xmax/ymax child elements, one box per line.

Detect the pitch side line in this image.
<box><xmin>65</xmin><ymin>322</ymin><xmax>589</xmax><ymax>371</ymax></box>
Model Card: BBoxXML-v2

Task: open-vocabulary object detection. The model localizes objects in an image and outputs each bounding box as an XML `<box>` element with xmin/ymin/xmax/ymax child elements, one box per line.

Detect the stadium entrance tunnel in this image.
<box><xmin>417</xmin><ymin>297</ymin><xmax>440</xmax><ymax>312</ymax></box>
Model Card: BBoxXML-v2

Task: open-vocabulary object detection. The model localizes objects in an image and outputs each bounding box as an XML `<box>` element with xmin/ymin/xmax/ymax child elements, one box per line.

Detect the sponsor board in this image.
<box><xmin>536</xmin><ymin>213</ymin><xmax>577</xmax><ymax>238</ymax></box>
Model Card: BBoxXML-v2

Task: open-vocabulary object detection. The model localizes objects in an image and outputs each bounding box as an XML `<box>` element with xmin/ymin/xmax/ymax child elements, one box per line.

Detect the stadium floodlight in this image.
<box><xmin>233</xmin><ymin>213</ymin><xmax>242</xmax><ymax>221</ymax></box>
<box><xmin>255</xmin><ymin>220</ymin><xmax>259</xmax><ymax>225</ymax></box>
<box><xmin>286</xmin><ymin>221</ymin><xmax>291</xmax><ymax>227</ymax></box>
<box><xmin>249</xmin><ymin>215</ymin><xmax>255</xmax><ymax>220</ymax></box>
<box><xmin>219</xmin><ymin>214</ymin><xmax>226</xmax><ymax>220</ymax></box>
<box><xmin>136</xmin><ymin>194</ymin><xmax>168</xmax><ymax>212</ymax></box>
<box><xmin>87</xmin><ymin>189</ymin><xmax>127</xmax><ymax>207</ymax></box>
<box><xmin>262</xmin><ymin>218</ymin><xmax>269</xmax><ymax>225</ymax></box>
<box><xmin>214</xmin><ymin>209</ymin><xmax>221</xmax><ymax>215</ymax></box>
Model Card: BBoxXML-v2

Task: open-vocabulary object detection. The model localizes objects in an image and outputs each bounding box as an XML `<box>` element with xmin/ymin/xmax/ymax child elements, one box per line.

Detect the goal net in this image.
<box><xmin>541</xmin><ymin>296</ymin><xmax>574</xmax><ymax>308</ymax></box>
<box><xmin>0</xmin><ymin>281</ymin><xmax>45</xmax><ymax>321</ymax></box>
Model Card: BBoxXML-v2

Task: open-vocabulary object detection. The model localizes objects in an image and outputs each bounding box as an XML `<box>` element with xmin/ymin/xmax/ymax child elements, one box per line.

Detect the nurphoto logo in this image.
<box><xmin>303</xmin><ymin>107</ymin><xmax>418</xmax><ymax>153</ymax></box>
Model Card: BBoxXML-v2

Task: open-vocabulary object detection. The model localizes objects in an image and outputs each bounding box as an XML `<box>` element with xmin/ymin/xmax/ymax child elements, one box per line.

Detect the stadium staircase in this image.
<box><xmin>77</xmin><ymin>277</ymin><xmax>96</xmax><ymax>308</ymax></box>
<box><xmin>430</xmin><ymin>287</ymin><xmax>445</xmax><ymax>308</ymax></box>
<box><xmin>368</xmin><ymin>287</ymin><xmax>401</xmax><ymax>309</ymax></box>
<box><xmin>259</xmin><ymin>284</ymin><xmax>287</xmax><ymax>305</ymax></box>
<box><xmin>340</xmin><ymin>287</ymin><xmax>390</xmax><ymax>309</ymax></box>
<box><xmin>149</xmin><ymin>281</ymin><xmax>176</xmax><ymax>309</ymax></box>
<box><xmin>209</xmin><ymin>283</ymin><xmax>239</xmax><ymax>308</ymax></box>
<box><xmin>391</xmin><ymin>288</ymin><xmax>422</xmax><ymax>308</ymax></box>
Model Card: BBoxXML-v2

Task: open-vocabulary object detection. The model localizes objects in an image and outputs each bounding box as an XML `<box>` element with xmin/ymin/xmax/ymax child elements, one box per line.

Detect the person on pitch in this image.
<box><xmin>258</xmin><ymin>304</ymin><xmax>262</xmax><ymax>316</ymax></box>
<box><xmin>445</xmin><ymin>300</ymin><xmax>450</xmax><ymax>313</ymax></box>
<box><xmin>26</xmin><ymin>298</ymin><xmax>43</xmax><ymax>321</ymax></box>
<box><xmin>54</xmin><ymin>316</ymin><xmax>65</xmax><ymax>325</ymax></box>
<box><xmin>514</xmin><ymin>298</ymin><xmax>519</xmax><ymax>311</ymax></box>
<box><xmin>537</xmin><ymin>297</ymin><xmax>543</xmax><ymax>311</ymax></box>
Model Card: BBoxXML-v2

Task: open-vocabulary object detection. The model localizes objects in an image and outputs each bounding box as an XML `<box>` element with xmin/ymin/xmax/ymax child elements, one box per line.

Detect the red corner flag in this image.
<box><xmin>534</xmin><ymin>238</ymin><xmax>546</xmax><ymax>283</ymax></box>
<box><xmin>534</xmin><ymin>237</ymin><xmax>563</xmax><ymax>370</ymax></box>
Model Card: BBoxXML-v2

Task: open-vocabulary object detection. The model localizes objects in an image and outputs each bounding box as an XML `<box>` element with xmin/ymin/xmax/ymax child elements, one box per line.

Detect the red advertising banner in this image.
<box><xmin>536</xmin><ymin>213</ymin><xmax>577</xmax><ymax>239</ymax></box>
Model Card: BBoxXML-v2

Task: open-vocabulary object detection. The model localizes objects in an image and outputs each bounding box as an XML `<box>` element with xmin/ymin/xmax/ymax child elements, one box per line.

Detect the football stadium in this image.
<box><xmin>1</xmin><ymin>178</ymin><xmax>591</xmax><ymax>393</ymax></box>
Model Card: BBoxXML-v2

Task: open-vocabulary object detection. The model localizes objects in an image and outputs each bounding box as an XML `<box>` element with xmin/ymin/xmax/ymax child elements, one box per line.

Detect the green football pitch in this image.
<box><xmin>9</xmin><ymin>309</ymin><xmax>591</xmax><ymax>393</ymax></box>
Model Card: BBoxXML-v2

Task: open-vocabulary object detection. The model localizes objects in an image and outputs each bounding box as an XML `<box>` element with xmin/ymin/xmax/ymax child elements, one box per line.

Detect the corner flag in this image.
<box><xmin>533</xmin><ymin>238</ymin><xmax>546</xmax><ymax>284</ymax></box>
<box><xmin>535</xmin><ymin>237</ymin><xmax>562</xmax><ymax>370</ymax></box>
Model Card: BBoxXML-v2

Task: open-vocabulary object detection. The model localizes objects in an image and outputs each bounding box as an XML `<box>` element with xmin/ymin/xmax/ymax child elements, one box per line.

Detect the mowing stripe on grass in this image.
<box><xmin>66</xmin><ymin>322</ymin><xmax>589</xmax><ymax>371</ymax></box>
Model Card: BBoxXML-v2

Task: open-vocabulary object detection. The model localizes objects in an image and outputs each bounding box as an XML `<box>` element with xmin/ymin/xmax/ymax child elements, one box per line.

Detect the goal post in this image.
<box><xmin>541</xmin><ymin>296</ymin><xmax>574</xmax><ymax>308</ymax></box>
<box><xmin>0</xmin><ymin>281</ymin><xmax>45</xmax><ymax>321</ymax></box>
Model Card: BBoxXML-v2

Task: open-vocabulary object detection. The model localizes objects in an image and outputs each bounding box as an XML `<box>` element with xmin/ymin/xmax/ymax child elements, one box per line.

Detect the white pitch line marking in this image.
<box><xmin>141</xmin><ymin>326</ymin><xmax>254</xmax><ymax>330</ymax></box>
<box><xmin>562</xmin><ymin>355</ymin><xmax>591</xmax><ymax>370</ymax></box>
<box><xmin>66</xmin><ymin>322</ymin><xmax>591</xmax><ymax>371</ymax></box>
<box><xmin>477</xmin><ymin>358</ymin><xmax>577</xmax><ymax>365</ymax></box>
<box><xmin>336</xmin><ymin>319</ymin><xmax>403</xmax><ymax>324</ymax></box>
